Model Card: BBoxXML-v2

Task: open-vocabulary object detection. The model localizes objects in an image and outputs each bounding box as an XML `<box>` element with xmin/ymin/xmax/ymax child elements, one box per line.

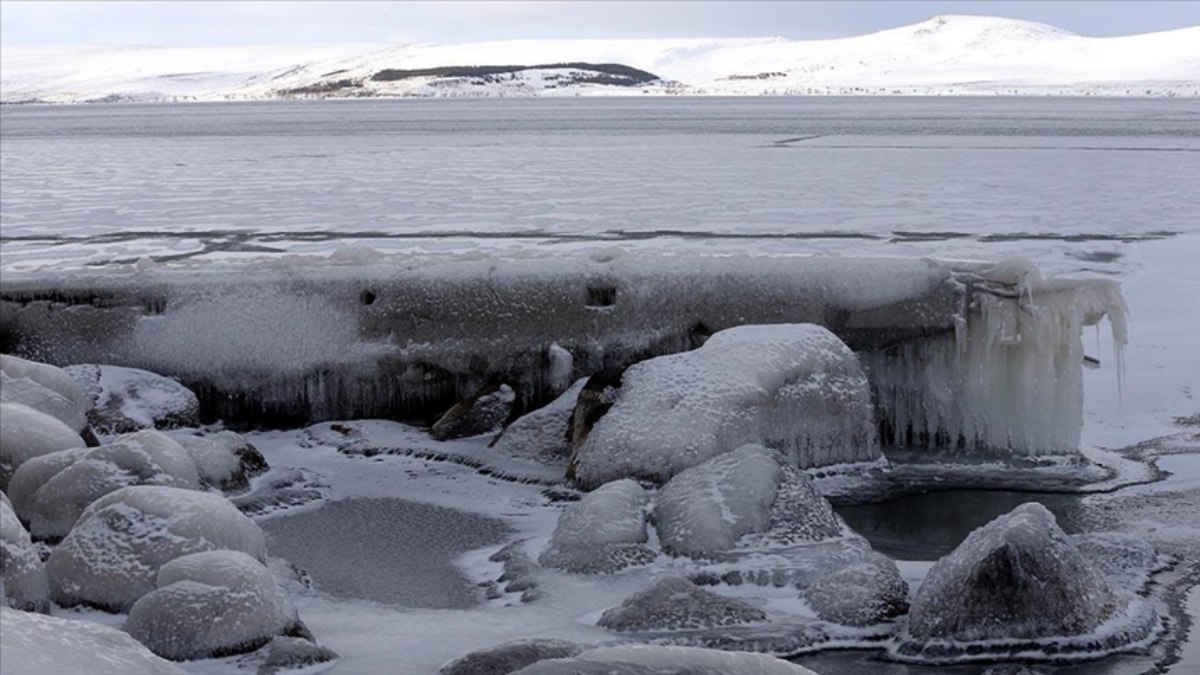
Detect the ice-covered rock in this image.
<box><xmin>440</xmin><ymin>639</ymin><xmax>584</xmax><ymax>675</ymax></box>
<box><xmin>431</xmin><ymin>383</ymin><xmax>516</xmax><ymax>441</ymax></box>
<box><xmin>1</xmin><ymin>355</ymin><xmax>90</xmax><ymax>433</ymax></box>
<box><xmin>572</xmin><ymin>324</ymin><xmax>879</xmax><ymax>488</ymax></box>
<box><xmin>0</xmin><ymin>402</ymin><xmax>84</xmax><ymax>490</ymax></box>
<box><xmin>124</xmin><ymin>550</ymin><xmax>303</xmax><ymax>661</ymax></box>
<box><xmin>64</xmin><ymin>364</ymin><xmax>200</xmax><ymax>434</ymax></box>
<box><xmin>513</xmin><ymin>644</ymin><xmax>818</xmax><ymax>674</ymax></box>
<box><xmin>905</xmin><ymin>503</ymin><xmax>1121</xmax><ymax>643</ymax></box>
<box><xmin>167</xmin><ymin>430</ymin><xmax>268</xmax><ymax>493</ymax></box>
<box><xmin>803</xmin><ymin>551</ymin><xmax>908</xmax><ymax>627</ymax></box>
<box><xmin>598</xmin><ymin>576</ymin><xmax>766</xmax><ymax>632</ymax></box>
<box><xmin>255</xmin><ymin>636</ymin><xmax>339</xmax><ymax>674</ymax></box>
<box><xmin>538</xmin><ymin>478</ymin><xmax>655</xmax><ymax>573</ymax></box>
<box><xmin>491</xmin><ymin>379</ymin><xmax>585</xmax><ymax>463</ymax></box>
<box><xmin>47</xmin><ymin>485</ymin><xmax>266</xmax><ymax>611</ymax></box>
<box><xmin>0</xmin><ymin>492</ymin><xmax>49</xmax><ymax>612</ymax></box>
<box><xmin>0</xmin><ymin>606</ymin><xmax>185</xmax><ymax>675</ymax></box>
<box><xmin>566</xmin><ymin>368</ymin><xmax>624</xmax><ymax>470</ymax></box>
<box><xmin>12</xmin><ymin>430</ymin><xmax>201</xmax><ymax>540</ymax></box>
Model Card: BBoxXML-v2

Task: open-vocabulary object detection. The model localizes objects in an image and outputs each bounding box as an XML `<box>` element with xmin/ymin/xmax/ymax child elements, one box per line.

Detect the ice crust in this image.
<box><xmin>538</xmin><ymin>478</ymin><xmax>656</xmax><ymax>573</ymax></box>
<box><xmin>0</xmin><ymin>606</ymin><xmax>185</xmax><ymax>675</ymax></box>
<box><xmin>491</xmin><ymin>378</ymin><xmax>586</xmax><ymax>463</ymax></box>
<box><xmin>803</xmin><ymin>551</ymin><xmax>909</xmax><ymax>626</ymax></box>
<box><xmin>0</xmin><ymin>355</ymin><xmax>90</xmax><ymax>432</ymax></box>
<box><xmin>573</xmin><ymin>324</ymin><xmax>879</xmax><ymax>488</ymax></box>
<box><xmin>0</xmin><ymin>492</ymin><xmax>49</xmax><ymax>612</ymax></box>
<box><xmin>124</xmin><ymin>550</ymin><xmax>301</xmax><ymax>661</ymax></box>
<box><xmin>513</xmin><ymin>644</ymin><xmax>819</xmax><ymax>675</ymax></box>
<box><xmin>65</xmin><ymin>364</ymin><xmax>200</xmax><ymax>434</ymax></box>
<box><xmin>46</xmin><ymin>485</ymin><xmax>266</xmax><ymax>611</ymax></box>
<box><xmin>597</xmin><ymin>576</ymin><xmax>766</xmax><ymax>632</ymax></box>
<box><xmin>0</xmin><ymin>402</ymin><xmax>85</xmax><ymax>490</ymax></box>
<box><xmin>12</xmin><ymin>430</ymin><xmax>201</xmax><ymax>540</ymax></box>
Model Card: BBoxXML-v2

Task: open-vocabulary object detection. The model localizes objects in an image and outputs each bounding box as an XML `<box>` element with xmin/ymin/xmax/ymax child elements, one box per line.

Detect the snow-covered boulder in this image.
<box><xmin>905</xmin><ymin>503</ymin><xmax>1121</xmax><ymax>643</ymax></box>
<box><xmin>538</xmin><ymin>479</ymin><xmax>655</xmax><ymax>573</ymax></box>
<box><xmin>513</xmin><ymin>644</ymin><xmax>818</xmax><ymax>674</ymax></box>
<box><xmin>12</xmin><ymin>430</ymin><xmax>201</xmax><ymax>540</ymax></box>
<box><xmin>0</xmin><ymin>606</ymin><xmax>185</xmax><ymax>675</ymax></box>
<box><xmin>571</xmin><ymin>324</ymin><xmax>879</xmax><ymax>489</ymax></box>
<box><xmin>47</xmin><ymin>485</ymin><xmax>266</xmax><ymax>611</ymax></box>
<box><xmin>491</xmin><ymin>379</ymin><xmax>585</xmax><ymax>463</ymax></box>
<box><xmin>654</xmin><ymin>445</ymin><xmax>842</xmax><ymax>559</ymax></box>
<box><xmin>124</xmin><ymin>550</ymin><xmax>304</xmax><ymax>661</ymax></box>
<box><xmin>0</xmin><ymin>402</ymin><xmax>84</xmax><ymax>490</ymax></box>
<box><xmin>64</xmin><ymin>364</ymin><xmax>200</xmax><ymax>434</ymax></box>
<box><xmin>0</xmin><ymin>355</ymin><xmax>90</xmax><ymax>433</ymax></box>
<box><xmin>167</xmin><ymin>430</ymin><xmax>268</xmax><ymax>493</ymax></box>
<box><xmin>803</xmin><ymin>551</ymin><xmax>908</xmax><ymax>627</ymax></box>
<box><xmin>440</xmin><ymin>639</ymin><xmax>584</xmax><ymax>675</ymax></box>
<box><xmin>431</xmin><ymin>383</ymin><xmax>516</xmax><ymax>441</ymax></box>
<box><xmin>598</xmin><ymin>576</ymin><xmax>766</xmax><ymax>632</ymax></box>
<box><xmin>0</xmin><ymin>492</ymin><xmax>49</xmax><ymax>612</ymax></box>
<box><xmin>255</xmin><ymin>636</ymin><xmax>339</xmax><ymax>674</ymax></box>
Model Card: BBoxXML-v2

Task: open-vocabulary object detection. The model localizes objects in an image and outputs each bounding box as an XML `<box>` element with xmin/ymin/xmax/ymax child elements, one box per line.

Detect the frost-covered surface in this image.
<box><xmin>574</xmin><ymin>324</ymin><xmax>879</xmax><ymax>488</ymax></box>
<box><xmin>539</xmin><ymin>479</ymin><xmax>655</xmax><ymax>573</ymax></box>
<box><xmin>167</xmin><ymin>429</ymin><xmax>268</xmax><ymax>493</ymax></box>
<box><xmin>0</xmin><ymin>354</ymin><xmax>89</xmax><ymax>432</ymax></box>
<box><xmin>124</xmin><ymin>550</ymin><xmax>301</xmax><ymax>661</ymax></box>
<box><xmin>597</xmin><ymin>576</ymin><xmax>766</xmax><ymax>632</ymax></box>
<box><xmin>3</xmin><ymin>15</ymin><xmax>1198</xmax><ymax>103</ymax></box>
<box><xmin>491</xmin><ymin>379</ymin><xmax>586</xmax><ymax>464</ymax></box>
<box><xmin>0</xmin><ymin>492</ymin><xmax>49</xmax><ymax>612</ymax></box>
<box><xmin>0</xmin><ymin>606</ymin><xmax>186</xmax><ymax>675</ymax></box>
<box><xmin>440</xmin><ymin>639</ymin><xmax>584</xmax><ymax>675</ymax></box>
<box><xmin>431</xmin><ymin>384</ymin><xmax>516</xmax><ymax>441</ymax></box>
<box><xmin>65</xmin><ymin>364</ymin><xmax>200</xmax><ymax>435</ymax></box>
<box><xmin>47</xmin><ymin>485</ymin><xmax>266</xmax><ymax>611</ymax></box>
<box><xmin>803</xmin><ymin>552</ymin><xmax>908</xmax><ymax>627</ymax></box>
<box><xmin>1071</xmin><ymin>531</ymin><xmax>1161</xmax><ymax>593</ymax></box>
<box><xmin>514</xmin><ymin>645</ymin><xmax>819</xmax><ymax>675</ymax></box>
<box><xmin>12</xmin><ymin>430</ymin><xmax>201</xmax><ymax>540</ymax></box>
<box><xmin>0</xmin><ymin>403</ymin><xmax>84</xmax><ymax>490</ymax></box>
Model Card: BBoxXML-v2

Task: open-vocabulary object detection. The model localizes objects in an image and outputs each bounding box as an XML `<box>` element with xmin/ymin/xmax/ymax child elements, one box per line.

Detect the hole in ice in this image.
<box><xmin>585</xmin><ymin>284</ymin><xmax>617</xmax><ymax>308</ymax></box>
<box><xmin>359</xmin><ymin>289</ymin><xmax>376</xmax><ymax>306</ymax></box>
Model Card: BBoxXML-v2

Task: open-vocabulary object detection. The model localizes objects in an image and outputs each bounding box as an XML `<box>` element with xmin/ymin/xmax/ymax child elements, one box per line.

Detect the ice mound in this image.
<box><xmin>252</xmin><ymin>636</ymin><xmax>340</xmax><ymax>674</ymax></box>
<box><xmin>0</xmin><ymin>492</ymin><xmax>49</xmax><ymax>612</ymax></box>
<box><xmin>440</xmin><ymin>638</ymin><xmax>584</xmax><ymax>675</ymax></box>
<box><xmin>597</xmin><ymin>576</ymin><xmax>766</xmax><ymax>632</ymax></box>
<box><xmin>513</xmin><ymin>644</ymin><xmax>818</xmax><ymax>674</ymax></box>
<box><xmin>572</xmin><ymin>324</ymin><xmax>878</xmax><ymax>489</ymax></box>
<box><xmin>12</xmin><ymin>430</ymin><xmax>201</xmax><ymax>540</ymax></box>
<box><xmin>124</xmin><ymin>550</ymin><xmax>303</xmax><ymax>660</ymax></box>
<box><xmin>491</xmin><ymin>379</ymin><xmax>586</xmax><ymax>463</ymax></box>
<box><xmin>803</xmin><ymin>551</ymin><xmax>908</xmax><ymax>627</ymax></box>
<box><xmin>0</xmin><ymin>402</ymin><xmax>85</xmax><ymax>490</ymax></box>
<box><xmin>65</xmin><ymin>364</ymin><xmax>200</xmax><ymax>434</ymax></box>
<box><xmin>895</xmin><ymin>502</ymin><xmax>1158</xmax><ymax>662</ymax></box>
<box><xmin>538</xmin><ymin>478</ymin><xmax>656</xmax><ymax>573</ymax></box>
<box><xmin>167</xmin><ymin>430</ymin><xmax>268</xmax><ymax>493</ymax></box>
<box><xmin>0</xmin><ymin>606</ymin><xmax>185</xmax><ymax>675</ymax></box>
<box><xmin>0</xmin><ymin>354</ymin><xmax>90</xmax><ymax>433</ymax></box>
<box><xmin>47</xmin><ymin>485</ymin><xmax>266</xmax><ymax>611</ymax></box>
<box><xmin>431</xmin><ymin>383</ymin><xmax>516</xmax><ymax>441</ymax></box>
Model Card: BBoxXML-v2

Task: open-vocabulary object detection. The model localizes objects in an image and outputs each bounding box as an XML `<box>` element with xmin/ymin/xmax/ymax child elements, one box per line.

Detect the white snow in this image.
<box><xmin>46</xmin><ymin>485</ymin><xmax>266</xmax><ymax>611</ymax></box>
<box><xmin>0</xmin><ymin>355</ymin><xmax>90</xmax><ymax>432</ymax></box>
<box><xmin>0</xmin><ymin>606</ymin><xmax>185</xmax><ymax>675</ymax></box>
<box><xmin>574</xmin><ymin>324</ymin><xmax>879</xmax><ymax>488</ymax></box>
<box><xmin>0</xmin><ymin>403</ymin><xmax>85</xmax><ymax>490</ymax></box>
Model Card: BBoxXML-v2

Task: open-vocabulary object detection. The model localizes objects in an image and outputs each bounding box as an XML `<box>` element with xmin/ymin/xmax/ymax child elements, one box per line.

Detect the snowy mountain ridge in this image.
<box><xmin>2</xmin><ymin>14</ymin><xmax>1198</xmax><ymax>102</ymax></box>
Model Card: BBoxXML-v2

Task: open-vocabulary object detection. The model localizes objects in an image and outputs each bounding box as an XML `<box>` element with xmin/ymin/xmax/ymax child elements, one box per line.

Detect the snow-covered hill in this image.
<box><xmin>3</xmin><ymin>15</ymin><xmax>1198</xmax><ymax>102</ymax></box>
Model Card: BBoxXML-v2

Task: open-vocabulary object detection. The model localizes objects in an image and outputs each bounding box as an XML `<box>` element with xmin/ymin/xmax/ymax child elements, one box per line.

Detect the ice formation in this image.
<box><xmin>0</xmin><ymin>606</ymin><xmax>185</xmax><ymax>675</ymax></box>
<box><xmin>597</xmin><ymin>576</ymin><xmax>766</xmax><ymax>632</ymax></box>
<box><xmin>0</xmin><ymin>354</ymin><xmax>90</xmax><ymax>432</ymax></box>
<box><xmin>0</xmin><ymin>402</ymin><xmax>84</xmax><ymax>490</ymax></box>
<box><xmin>47</xmin><ymin>485</ymin><xmax>266</xmax><ymax>611</ymax></box>
<box><xmin>10</xmin><ymin>430</ymin><xmax>201</xmax><ymax>540</ymax></box>
<box><xmin>1071</xmin><ymin>532</ymin><xmax>1160</xmax><ymax>592</ymax></box>
<box><xmin>803</xmin><ymin>551</ymin><xmax>908</xmax><ymax>627</ymax></box>
<box><xmin>167</xmin><ymin>430</ymin><xmax>268</xmax><ymax>492</ymax></box>
<box><xmin>0</xmin><ymin>492</ymin><xmax>49</xmax><ymax>612</ymax></box>
<box><xmin>440</xmin><ymin>639</ymin><xmax>584</xmax><ymax>675</ymax></box>
<box><xmin>124</xmin><ymin>550</ymin><xmax>303</xmax><ymax>660</ymax></box>
<box><xmin>254</xmin><ymin>636</ymin><xmax>339</xmax><ymax>674</ymax></box>
<box><xmin>572</xmin><ymin>324</ymin><xmax>879</xmax><ymax>489</ymax></box>
<box><xmin>490</xmin><ymin>378</ymin><xmax>585</xmax><ymax>463</ymax></box>
<box><xmin>65</xmin><ymin>364</ymin><xmax>200</xmax><ymax>434</ymax></box>
<box><xmin>538</xmin><ymin>478</ymin><xmax>656</xmax><ymax>573</ymax></box>
<box><xmin>431</xmin><ymin>384</ymin><xmax>516</xmax><ymax>441</ymax></box>
<box><xmin>513</xmin><ymin>644</ymin><xmax>818</xmax><ymax>674</ymax></box>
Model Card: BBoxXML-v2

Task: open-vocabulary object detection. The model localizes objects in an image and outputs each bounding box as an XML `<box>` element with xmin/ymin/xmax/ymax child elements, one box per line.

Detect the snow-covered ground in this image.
<box><xmin>2</xmin><ymin>15</ymin><xmax>1198</xmax><ymax>103</ymax></box>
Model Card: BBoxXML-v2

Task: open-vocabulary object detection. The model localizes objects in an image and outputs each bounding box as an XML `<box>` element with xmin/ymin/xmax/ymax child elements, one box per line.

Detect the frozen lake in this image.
<box><xmin>1</xmin><ymin>97</ymin><xmax>1198</xmax><ymax>270</ymax></box>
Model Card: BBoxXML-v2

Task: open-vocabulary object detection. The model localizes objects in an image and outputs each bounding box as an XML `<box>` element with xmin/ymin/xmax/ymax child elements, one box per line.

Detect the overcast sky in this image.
<box><xmin>2</xmin><ymin>1</ymin><xmax>1197</xmax><ymax>46</ymax></box>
